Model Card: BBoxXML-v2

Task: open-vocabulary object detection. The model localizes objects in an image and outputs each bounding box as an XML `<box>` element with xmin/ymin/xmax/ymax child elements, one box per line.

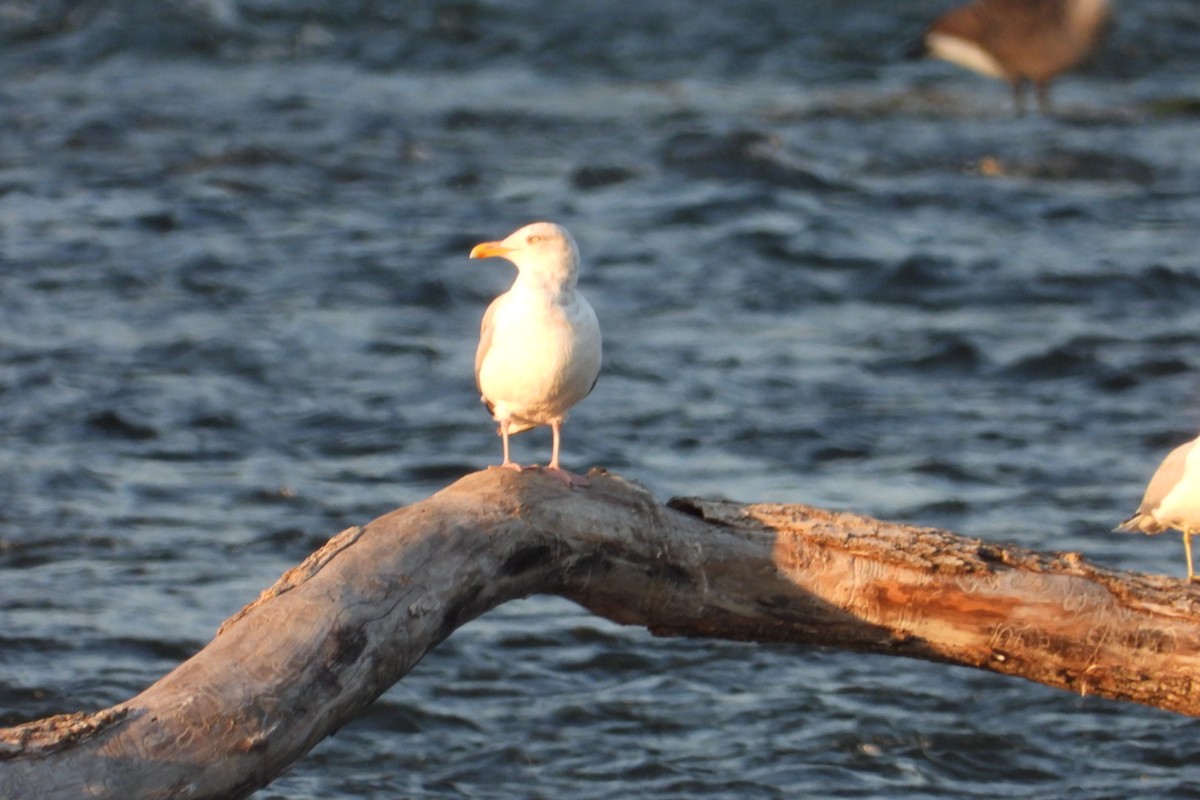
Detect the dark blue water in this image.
<box><xmin>4</xmin><ymin>1</ymin><xmax>1200</xmax><ymax>797</ymax></box>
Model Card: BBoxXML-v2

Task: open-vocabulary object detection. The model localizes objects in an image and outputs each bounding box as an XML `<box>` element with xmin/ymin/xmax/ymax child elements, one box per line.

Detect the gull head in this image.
<box><xmin>469</xmin><ymin>221</ymin><xmax>580</xmax><ymax>289</ymax></box>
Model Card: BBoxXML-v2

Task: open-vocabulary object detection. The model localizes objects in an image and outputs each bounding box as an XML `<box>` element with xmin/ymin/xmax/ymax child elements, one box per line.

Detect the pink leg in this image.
<box><xmin>544</xmin><ymin>420</ymin><xmax>589</xmax><ymax>487</ymax></box>
<box><xmin>497</xmin><ymin>421</ymin><xmax>521</xmax><ymax>472</ymax></box>
<box><xmin>1186</xmin><ymin>530</ymin><xmax>1196</xmax><ymax>582</ymax></box>
<box><xmin>548</xmin><ymin>420</ymin><xmax>562</xmax><ymax>471</ymax></box>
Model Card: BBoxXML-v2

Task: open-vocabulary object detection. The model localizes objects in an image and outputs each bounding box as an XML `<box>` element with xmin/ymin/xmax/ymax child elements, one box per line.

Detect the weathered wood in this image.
<box><xmin>3</xmin><ymin>468</ymin><xmax>1200</xmax><ymax>799</ymax></box>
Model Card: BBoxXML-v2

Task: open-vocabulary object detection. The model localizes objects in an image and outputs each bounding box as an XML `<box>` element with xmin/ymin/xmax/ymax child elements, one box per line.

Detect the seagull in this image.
<box><xmin>908</xmin><ymin>0</ymin><xmax>1111</xmax><ymax>113</ymax></box>
<box><xmin>1114</xmin><ymin>433</ymin><xmax>1200</xmax><ymax>582</ymax></box>
<box><xmin>470</xmin><ymin>222</ymin><xmax>602</xmax><ymax>487</ymax></box>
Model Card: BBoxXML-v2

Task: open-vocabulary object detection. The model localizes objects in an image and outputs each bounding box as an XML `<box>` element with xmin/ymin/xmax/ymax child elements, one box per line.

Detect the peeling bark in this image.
<box><xmin>2</xmin><ymin>469</ymin><xmax>1199</xmax><ymax>799</ymax></box>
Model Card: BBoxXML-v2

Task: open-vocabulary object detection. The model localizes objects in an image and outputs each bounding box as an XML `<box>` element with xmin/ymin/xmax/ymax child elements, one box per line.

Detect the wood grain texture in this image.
<box><xmin>3</xmin><ymin>468</ymin><xmax>1199</xmax><ymax>799</ymax></box>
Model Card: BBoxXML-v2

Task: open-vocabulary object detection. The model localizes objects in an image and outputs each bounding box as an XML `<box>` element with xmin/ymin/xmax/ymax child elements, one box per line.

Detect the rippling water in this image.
<box><xmin>4</xmin><ymin>1</ymin><xmax>1200</xmax><ymax>797</ymax></box>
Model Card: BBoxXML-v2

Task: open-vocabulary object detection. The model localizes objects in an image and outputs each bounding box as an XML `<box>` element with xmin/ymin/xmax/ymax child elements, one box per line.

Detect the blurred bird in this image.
<box><xmin>908</xmin><ymin>0</ymin><xmax>1112</xmax><ymax>113</ymax></box>
<box><xmin>470</xmin><ymin>222</ymin><xmax>602</xmax><ymax>487</ymax></box>
<box><xmin>1114</xmin><ymin>433</ymin><xmax>1200</xmax><ymax>581</ymax></box>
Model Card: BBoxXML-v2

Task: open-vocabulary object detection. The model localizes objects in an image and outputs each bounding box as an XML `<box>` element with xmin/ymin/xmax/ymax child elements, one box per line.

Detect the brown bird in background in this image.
<box><xmin>909</xmin><ymin>0</ymin><xmax>1112</xmax><ymax>113</ymax></box>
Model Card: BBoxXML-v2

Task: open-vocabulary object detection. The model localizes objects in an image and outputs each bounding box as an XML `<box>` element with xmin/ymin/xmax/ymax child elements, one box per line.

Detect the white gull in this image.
<box><xmin>470</xmin><ymin>221</ymin><xmax>602</xmax><ymax>487</ymax></box>
<box><xmin>1115</xmin><ymin>432</ymin><xmax>1200</xmax><ymax>581</ymax></box>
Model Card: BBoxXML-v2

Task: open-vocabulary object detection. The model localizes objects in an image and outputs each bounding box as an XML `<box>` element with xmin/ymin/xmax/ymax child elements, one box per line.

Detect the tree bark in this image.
<box><xmin>3</xmin><ymin>468</ymin><xmax>1199</xmax><ymax>799</ymax></box>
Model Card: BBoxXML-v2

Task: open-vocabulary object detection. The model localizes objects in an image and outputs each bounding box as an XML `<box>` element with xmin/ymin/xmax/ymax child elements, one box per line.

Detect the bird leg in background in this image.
<box><xmin>1035</xmin><ymin>81</ymin><xmax>1052</xmax><ymax>114</ymax></box>
<box><xmin>1010</xmin><ymin>79</ymin><xmax>1026</xmax><ymax>114</ymax></box>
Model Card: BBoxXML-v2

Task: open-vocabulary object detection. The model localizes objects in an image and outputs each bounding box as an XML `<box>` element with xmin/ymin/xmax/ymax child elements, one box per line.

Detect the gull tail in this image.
<box><xmin>1112</xmin><ymin>516</ymin><xmax>1137</xmax><ymax>533</ymax></box>
<box><xmin>498</xmin><ymin>421</ymin><xmax>536</xmax><ymax>437</ymax></box>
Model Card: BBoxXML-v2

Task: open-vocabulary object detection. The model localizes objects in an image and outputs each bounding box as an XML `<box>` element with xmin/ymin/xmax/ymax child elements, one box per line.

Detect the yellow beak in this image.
<box><xmin>469</xmin><ymin>241</ymin><xmax>513</xmax><ymax>259</ymax></box>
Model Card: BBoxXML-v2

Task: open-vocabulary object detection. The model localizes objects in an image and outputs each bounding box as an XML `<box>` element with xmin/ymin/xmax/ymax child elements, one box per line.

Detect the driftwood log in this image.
<box><xmin>3</xmin><ymin>468</ymin><xmax>1200</xmax><ymax>799</ymax></box>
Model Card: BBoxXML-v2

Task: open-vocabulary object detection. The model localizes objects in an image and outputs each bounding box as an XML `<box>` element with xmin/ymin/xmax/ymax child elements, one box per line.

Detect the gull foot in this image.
<box><xmin>542</xmin><ymin>466</ymin><xmax>590</xmax><ymax>488</ymax></box>
<box><xmin>489</xmin><ymin>462</ymin><xmax>525</xmax><ymax>473</ymax></box>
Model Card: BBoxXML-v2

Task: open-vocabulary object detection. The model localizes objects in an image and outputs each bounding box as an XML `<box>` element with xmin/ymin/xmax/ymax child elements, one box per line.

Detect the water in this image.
<box><xmin>3</xmin><ymin>0</ymin><xmax>1200</xmax><ymax>796</ymax></box>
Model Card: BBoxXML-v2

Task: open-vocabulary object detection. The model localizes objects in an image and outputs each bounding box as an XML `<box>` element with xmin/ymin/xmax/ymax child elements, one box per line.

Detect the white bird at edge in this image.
<box><xmin>470</xmin><ymin>221</ymin><xmax>602</xmax><ymax>487</ymax></box>
<box><xmin>1114</xmin><ymin>432</ymin><xmax>1200</xmax><ymax>582</ymax></box>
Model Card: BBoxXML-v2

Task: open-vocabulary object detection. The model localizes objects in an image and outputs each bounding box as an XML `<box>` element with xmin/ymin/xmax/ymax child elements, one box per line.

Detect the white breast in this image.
<box><xmin>477</xmin><ymin>284</ymin><xmax>601</xmax><ymax>429</ymax></box>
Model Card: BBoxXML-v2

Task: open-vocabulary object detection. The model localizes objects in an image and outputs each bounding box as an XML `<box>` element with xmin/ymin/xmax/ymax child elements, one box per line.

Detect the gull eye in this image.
<box><xmin>527</xmin><ymin>234</ymin><xmax>542</xmax><ymax>244</ymax></box>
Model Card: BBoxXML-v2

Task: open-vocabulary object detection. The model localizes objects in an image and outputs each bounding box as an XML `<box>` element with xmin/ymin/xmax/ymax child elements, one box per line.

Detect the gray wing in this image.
<box><xmin>579</xmin><ymin>295</ymin><xmax>601</xmax><ymax>400</ymax></box>
<box><xmin>475</xmin><ymin>295</ymin><xmax>505</xmax><ymax>415</ymax></box>
<box><xmin>475</xmin><ymin>296</ymin><xmax>501</xmax><ymax>393</ymax></box>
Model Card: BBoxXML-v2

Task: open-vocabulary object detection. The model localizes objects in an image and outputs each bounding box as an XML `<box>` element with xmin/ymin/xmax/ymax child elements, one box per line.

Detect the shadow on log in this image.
<box><xmin>3</xmin><ymin>468</ymin><xmax>1200</xmax><ymax>798</ymax></box>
